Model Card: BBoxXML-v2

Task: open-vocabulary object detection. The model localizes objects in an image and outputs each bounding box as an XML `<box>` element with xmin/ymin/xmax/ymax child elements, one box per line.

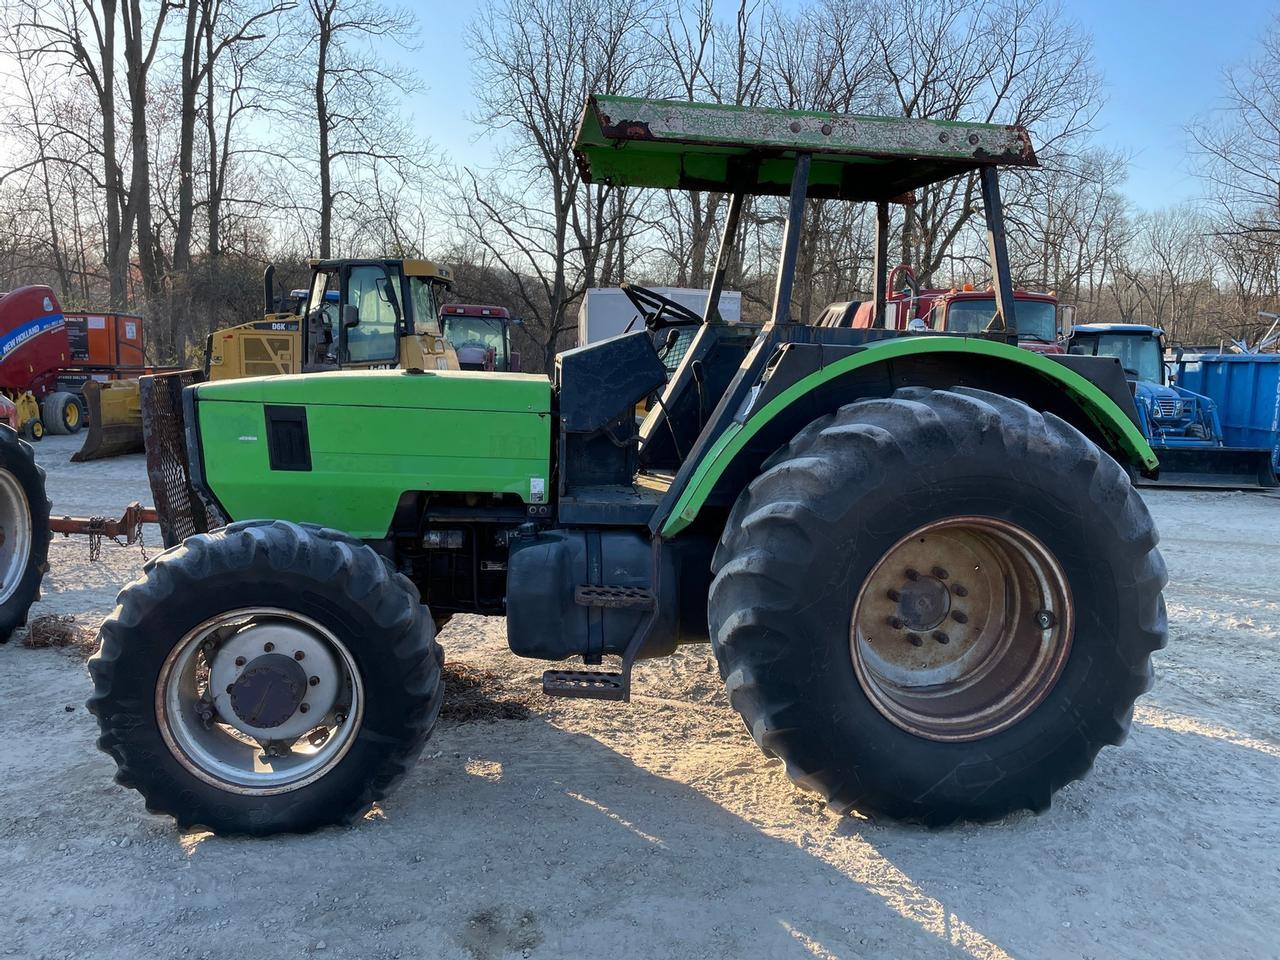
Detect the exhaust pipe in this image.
<box><xmin>263</xmin><ymin>264</ymin><xmax>276</xmax><ymax>315</ymax></box>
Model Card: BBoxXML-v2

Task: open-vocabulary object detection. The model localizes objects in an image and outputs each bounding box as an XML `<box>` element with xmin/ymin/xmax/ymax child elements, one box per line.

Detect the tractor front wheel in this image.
<box><xmin>708</xmin><ymin>387</ymin><xmax>1167</xmax><ymax>825</ymax></box>
<box><xmin>0</xmin><ymin>426</ymin><xmax>50</xmax><ymax>642</ymax></box>
<box><xmin>88</xmin><ymin>520</ymin><xmax>444</xmax><ymax>835</ymax></box>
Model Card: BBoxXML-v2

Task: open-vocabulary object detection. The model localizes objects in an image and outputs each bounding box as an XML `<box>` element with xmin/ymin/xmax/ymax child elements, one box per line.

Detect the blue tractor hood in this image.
<box><xmin>1134</xmin><ymin>379</ymin><xmax>1179</xmax><ymax>404</ymax></box>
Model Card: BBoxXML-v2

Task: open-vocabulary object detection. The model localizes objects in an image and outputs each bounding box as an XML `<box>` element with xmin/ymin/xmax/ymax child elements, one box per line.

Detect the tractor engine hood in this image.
<box><xmin>190</xmin><ymin>369</ymin><xmax>553</xmax><ymax>539</ymax></box>
<box><xmin>1133</xmin><ymin>380</ymin><xmax>1179</xmax><ymax>404</ymax></box>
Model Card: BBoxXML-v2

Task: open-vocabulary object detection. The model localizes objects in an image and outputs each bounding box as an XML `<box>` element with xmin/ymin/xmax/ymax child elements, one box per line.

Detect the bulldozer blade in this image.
<box><xmin>71</xmin><ymin>379</ymin><xmax>144</xmax><ymax>461</ymax></box>
<box><xmin>1140</xmin><ymin>446</ymin><xmax>1279</xmax><ymax>490</ymax></box>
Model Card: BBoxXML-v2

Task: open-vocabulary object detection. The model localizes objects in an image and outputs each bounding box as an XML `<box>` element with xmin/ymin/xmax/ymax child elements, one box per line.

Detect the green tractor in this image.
<box><xmin>90</xmin><ymin>96</ymin><xmax>1167</xmax><ymax>835</ymax></box>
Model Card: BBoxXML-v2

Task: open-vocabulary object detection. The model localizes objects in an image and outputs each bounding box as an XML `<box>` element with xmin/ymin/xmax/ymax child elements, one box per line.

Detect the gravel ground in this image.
<box><xmin>1</xmin><ymin>433</ymin><xmax>1278</xmax><ymax>960</ymax></box>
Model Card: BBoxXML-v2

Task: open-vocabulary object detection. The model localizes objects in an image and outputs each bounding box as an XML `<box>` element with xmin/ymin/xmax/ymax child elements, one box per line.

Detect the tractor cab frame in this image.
<box><xmin>301</xmin><ymin>258</ymin><xmax>456</xmax><ymax>372</ymax></box>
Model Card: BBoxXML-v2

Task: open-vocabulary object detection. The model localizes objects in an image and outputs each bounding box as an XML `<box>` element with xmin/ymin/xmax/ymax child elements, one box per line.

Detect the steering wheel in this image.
<box><xmin>621</xmin><ymin>283</ymin><xmax>704</xmax><ymax>332</ymax></box>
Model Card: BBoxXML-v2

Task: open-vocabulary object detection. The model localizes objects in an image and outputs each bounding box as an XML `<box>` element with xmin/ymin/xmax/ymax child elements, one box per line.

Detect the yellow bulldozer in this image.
<box><xmin>205</xmin><ymin>258</ymin><xmax>460</xmax><ymax>381</ymax></box>
<box><xmin>75</xmin><ymin>258</ymin><xmax>461</xmax><ymax>459</ymax></box>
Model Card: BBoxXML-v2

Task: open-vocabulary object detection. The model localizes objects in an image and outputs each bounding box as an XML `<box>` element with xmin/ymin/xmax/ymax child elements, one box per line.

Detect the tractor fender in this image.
<box><xmin>658</xmin><ymin>336</ymin><xmax>1158</xmax><ymax>537</ymax></box>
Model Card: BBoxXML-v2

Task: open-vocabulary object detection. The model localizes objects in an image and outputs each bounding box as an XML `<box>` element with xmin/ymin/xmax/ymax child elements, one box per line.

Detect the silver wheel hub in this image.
<box><xmin>207</xmin><ymin>621</ymin><xmax>343</xmax><ymax>742</ymax></box>
<box><xmin>157</xmin><ymin>609</ymin><xmax>363</xmax><ymax>795</ymax></box>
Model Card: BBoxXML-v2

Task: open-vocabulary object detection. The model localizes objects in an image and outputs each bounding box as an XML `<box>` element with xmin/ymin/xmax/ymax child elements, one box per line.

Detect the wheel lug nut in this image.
<box><xmin>309</xmin><ymin>676</ymin><xmax>320</xmax><ymax>686</ymax></box>
<box><xmin>299</xmin><ymin>703</ymin><xmax>310</xmax><ymax>714</ymax></box>
<box><xmin>886</xmin><ymin>616</ymin><xmax>904</xmax><ymax>630</ymax></box>
<box><xmin>907</xmin><ymin>633</ymin><xmax>923</xmax><ymax>646</ymax></box>
<box><xmin>932</xmin><ymin>566</ymin><xmax>948</xmax><ymax>580</ymax></box>
<box><xmin>1035</xmin><ymin>610</ymin><xmax>1055</xmax><ymax>629</ymax></box>
<box><xmin>904</xmin><ymin>568</ymin><xmax>919</xmax><ymax>581</ymax></box>
<box><xmin>234</xmin><ymin>656</ymin><xmax>246</xmax><ymax>667</ymax></box>
<box><xmin>933</xmin><ymin>631</ymin><xmax>950</xmax><ymax>644</ymax></box>
<box><xmin>951</xmin><ymin>610</ymin><xmax>968</xmax><ymax>624</ymax></box>
<box><xmin>294</xmin><ymin>650</ymin><xmax>305</xmax><ymax>661</ymax></box>
<box><xmin>886</xmin><ymin>589</ymin><xmax>900</xmax><ymax>602</ymax></box>
<box><xmin>263</xmin><ymin>642</ymin><xmax>275</xmax><ymax>652</ymax></box>
<box><xmin>953</xmin><ymin>584</ymin><xmax>968</xmax><ymax>597</ymax></box>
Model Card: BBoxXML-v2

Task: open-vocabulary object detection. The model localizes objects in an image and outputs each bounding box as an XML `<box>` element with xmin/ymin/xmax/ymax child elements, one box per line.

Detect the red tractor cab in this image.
<box><xmin>820</xmin><ymin>265</ymin><xmax>1066</xmax><ymax>354</ymax></box>
<box><xmin>439</xmin><ymin>304</ymin><xmax>521</xmax><ymax>372</ymax></box>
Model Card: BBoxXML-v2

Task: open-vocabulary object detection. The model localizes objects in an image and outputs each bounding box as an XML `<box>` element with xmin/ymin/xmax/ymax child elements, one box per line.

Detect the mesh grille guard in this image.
<box><xmin>141</xmin><ymin>371</ymin><xmax>223</xmax><ymax>548</ymax></box>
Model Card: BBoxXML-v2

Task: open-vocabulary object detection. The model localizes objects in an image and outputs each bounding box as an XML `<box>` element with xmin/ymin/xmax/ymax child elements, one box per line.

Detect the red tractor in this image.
<box><xmin>820</xmin><ymin>265</ymin><xmax>1067</xmax><ymax>354</ymax></box>
<box><xmin>439</xmin><ymin>303</ymin><xmax>522</xmax><ymax>372</ymax></box>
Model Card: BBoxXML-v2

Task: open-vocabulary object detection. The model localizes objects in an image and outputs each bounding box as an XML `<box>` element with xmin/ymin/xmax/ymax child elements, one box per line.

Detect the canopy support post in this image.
<box><xmin>704</xmin><ymin>192</ymin><xmax>744</xmax><ymax>324</ymax></box>
<box><xmin>980</xmin><ymin>166</ymin><xmax>1018</xmax><ymax>342</ymax></box>
<box><xmin>770</xmin><ymin>153</ymin><xmax>811</xmax><ymax>327</ymax></box>
<box><xmin>873</xmin><ymin>201</ymin><xmax>890</xmax><ymax>328</ymax></box>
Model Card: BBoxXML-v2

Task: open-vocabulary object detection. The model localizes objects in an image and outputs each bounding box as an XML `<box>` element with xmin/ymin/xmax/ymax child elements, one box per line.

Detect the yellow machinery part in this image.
<box><xmin>1</xmin><ymin>389</ymin><xmax>44</xmax><ymax>440</ymax></box>
<box><xmin>207</xmin><ymin>323</ymin><xmax>301</xmax><ymax>381</ymax></box>
<box><xmin>72</xmin><ymin>379</ymin><xmax>144</xmax><ymax>461</ymax></box>
<box><xmin>398</xmin><ymin>332</ymin><xmax>459</xmax><ymax>371</ymax></box>
<box><xmin>6</xmin><ymin>390</ymin><xmax>41</xmax><ymax>431</ymax></box>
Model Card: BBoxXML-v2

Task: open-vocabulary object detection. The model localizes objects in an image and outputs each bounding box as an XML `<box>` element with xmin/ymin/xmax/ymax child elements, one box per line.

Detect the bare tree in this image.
<box><xmin>297</xmin><ymin>0</ymin><xmax>427</xmax><ymax>258</ymax></box>
<box><xmin>172</xmin><ymin>0</ymin><xmax>292</xmax><ymax>272</ymax></box>
<box><xmin>454</xmin><ymin>0</ymin><xmax>659</xmax><ymax>373</ymax></box>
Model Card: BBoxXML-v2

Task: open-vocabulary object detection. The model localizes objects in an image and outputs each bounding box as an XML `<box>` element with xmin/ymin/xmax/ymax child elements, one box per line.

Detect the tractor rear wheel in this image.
<box><xmin>42</xmin><ymin>391</ymin><xmax>85</xmax><ymax>435</ymax></box>
<box><xmin>88</xmin><ymin>520</ymin><xmax>444</xmax><ymax>835</ymax></box>
<box><xmin>708</xmin><ymin>387</ymin><xmax>1167</xmax><ymax>825</ymax></box>
<box><xmin>0</xmin><ymin>426</ymin><xmax>50</xmax><ymax>642</ymax></box>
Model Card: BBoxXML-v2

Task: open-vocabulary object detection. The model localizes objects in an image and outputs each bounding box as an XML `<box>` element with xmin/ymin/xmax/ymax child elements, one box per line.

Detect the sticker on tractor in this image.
<box><xmin>530</xmin><ymin>477</ymin><xmax>546</xmax><ymax>503</ymax></box>
<box><xmin>0</xmin><ymin>313</ymin><xmax>66</xmax><ymax>361</ymax></box>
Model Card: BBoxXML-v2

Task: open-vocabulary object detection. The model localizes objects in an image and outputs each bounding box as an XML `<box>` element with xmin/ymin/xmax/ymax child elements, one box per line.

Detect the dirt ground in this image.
<box><xmin>2</xmin><ymin>434</ymin><xmax>1278</xmax><ymax>960</ymax></box>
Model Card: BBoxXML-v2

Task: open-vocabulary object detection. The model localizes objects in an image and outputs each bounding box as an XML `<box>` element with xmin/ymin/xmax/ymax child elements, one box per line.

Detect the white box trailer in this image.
<box><xmin>578</xmin><ymin>287</ymin><xmax>742</xmax><ymax>346</ymax></box>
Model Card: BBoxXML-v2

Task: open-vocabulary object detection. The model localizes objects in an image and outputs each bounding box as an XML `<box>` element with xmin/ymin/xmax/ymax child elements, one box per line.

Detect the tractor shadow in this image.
<box><xmin>154</xmin><ymin>711</ymin><xmax>1013</xmax><ymax>960</ymax></box>
<box><xmin>40</xmin><ymin>648</ymin><xmax>1279</xmax><ymax>960</ymax></box>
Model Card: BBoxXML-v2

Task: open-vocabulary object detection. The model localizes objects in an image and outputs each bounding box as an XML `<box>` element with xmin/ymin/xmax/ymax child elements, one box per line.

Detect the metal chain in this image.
<box><xmin>87</xmin><ymin>518</ymin><xmax>105</xmax><ymax>562</ymax></box>
<box><xmin>83</xmin><ymin>517</ymin><xmax>148</xmax><ymax>563</ymax></box>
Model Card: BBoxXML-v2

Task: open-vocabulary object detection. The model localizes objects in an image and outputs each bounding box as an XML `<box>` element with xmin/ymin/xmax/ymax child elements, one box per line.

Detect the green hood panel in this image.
<box><xmin>195</xmin><ymin>370</ymin><xmax>553</xmax><ymax>538</ymax></box>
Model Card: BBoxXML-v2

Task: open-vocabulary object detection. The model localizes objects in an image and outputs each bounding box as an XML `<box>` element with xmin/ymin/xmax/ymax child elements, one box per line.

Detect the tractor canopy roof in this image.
<box><xmin>1073</xmin><ymin>323</ymin><xmax>1164</xmax><ymax>336</ymax></box>
<box><xmin>574</xmin><ymin>95</ymin><xmax>1038</xmax><ymax>202</ymax></box>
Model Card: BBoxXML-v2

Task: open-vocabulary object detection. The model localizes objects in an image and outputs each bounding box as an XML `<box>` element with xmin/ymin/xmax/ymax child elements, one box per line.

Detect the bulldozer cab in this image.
<box><xmin>302</xmin><ymin>258</ymin><xmax>457</xmax><ymax>372</ymax></box>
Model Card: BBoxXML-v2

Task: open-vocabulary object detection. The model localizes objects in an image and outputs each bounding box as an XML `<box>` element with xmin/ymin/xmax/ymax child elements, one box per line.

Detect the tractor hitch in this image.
<box><xmin>49</xmin><ymin>501</ymin><xmax>159</xmax><ymax>560</ymax></box>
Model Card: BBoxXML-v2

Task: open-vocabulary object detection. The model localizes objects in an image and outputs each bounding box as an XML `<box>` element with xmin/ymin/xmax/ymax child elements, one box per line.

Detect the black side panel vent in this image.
<box><xmin>264</xmin><ymin>405</ymin><xmax>312</xmax><ymax>471</ymax></box>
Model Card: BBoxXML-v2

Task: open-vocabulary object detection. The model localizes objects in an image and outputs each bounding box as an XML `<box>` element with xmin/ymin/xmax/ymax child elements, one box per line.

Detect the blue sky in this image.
<box><xmin>413</xmin><ymin>0</ymin><xmax>1276</xmax><ymax>211</ymax></box>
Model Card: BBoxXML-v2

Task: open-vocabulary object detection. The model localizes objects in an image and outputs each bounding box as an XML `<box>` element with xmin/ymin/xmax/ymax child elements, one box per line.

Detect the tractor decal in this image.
<box><xmin>0</xmin><ymin>312</ymin><xmax>65</xmax><ymax>362</ymax></box>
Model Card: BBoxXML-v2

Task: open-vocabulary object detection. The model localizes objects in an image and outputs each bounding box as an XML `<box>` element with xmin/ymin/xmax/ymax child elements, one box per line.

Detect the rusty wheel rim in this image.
<box><xmin>850</xmin><ymin>516</ymin><xmax>1073</xmax><ymax>742</ymax></box>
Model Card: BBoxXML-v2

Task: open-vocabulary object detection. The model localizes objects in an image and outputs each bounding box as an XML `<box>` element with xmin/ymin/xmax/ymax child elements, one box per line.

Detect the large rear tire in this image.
<box><xmin>708</xmin><ymin>387</ymin><xmax>1167</xmax><ymax>825</ymax></box>
<box><xmin>0</xmin><ymin>426</ymin><xmax>50</xmax><ymax>642</ymax></box>
<box><xmin>88</xmin><ymin>520</ymin><xmax>444</xmax><ymax>835</ymax></box>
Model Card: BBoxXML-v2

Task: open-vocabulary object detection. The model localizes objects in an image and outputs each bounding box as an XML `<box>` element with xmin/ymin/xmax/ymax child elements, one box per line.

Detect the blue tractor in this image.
<box><xmin>1069</xmin><ymin>323</ymin><xmax>1277</xmax><ymax>487</ymax></box>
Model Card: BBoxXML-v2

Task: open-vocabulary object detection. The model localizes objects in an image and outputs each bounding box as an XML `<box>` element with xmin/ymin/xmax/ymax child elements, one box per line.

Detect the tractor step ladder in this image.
<box><xmin>542</xmin><ymin>583</ymin><xmax>658</xmax><ymax>700</ymax></box>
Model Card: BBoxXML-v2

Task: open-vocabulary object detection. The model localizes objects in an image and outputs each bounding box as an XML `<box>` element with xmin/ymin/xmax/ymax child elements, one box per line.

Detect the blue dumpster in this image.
<box><xmin>1176</xmin><ymin>354</ymin><xmax>1280</xmax><ymax>470</ymax></box>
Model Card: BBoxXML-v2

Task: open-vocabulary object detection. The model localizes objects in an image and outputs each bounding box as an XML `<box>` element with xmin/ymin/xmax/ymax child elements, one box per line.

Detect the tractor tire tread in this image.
<box><xmin>709</xmin><ymin>387</ymin><xmax>1166</xmax><ymax>826</ymax></box>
